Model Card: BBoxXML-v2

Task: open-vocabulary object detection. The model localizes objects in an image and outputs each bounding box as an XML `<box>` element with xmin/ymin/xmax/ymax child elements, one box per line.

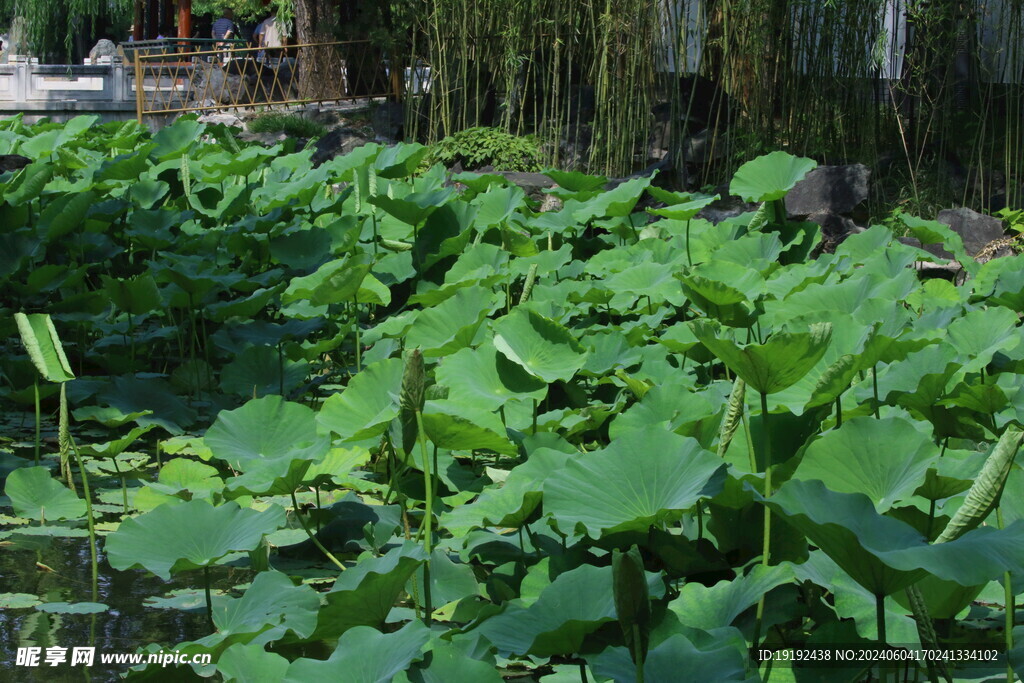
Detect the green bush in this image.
<box><xmin>247</xmin><ymin>113</ymin><xmax>328</xmax><ymax>139</ymax></box>
<box><xmin>425</xmin><ymin>127</ymin><xmax>543</xmax><ymax>172</ymax></box>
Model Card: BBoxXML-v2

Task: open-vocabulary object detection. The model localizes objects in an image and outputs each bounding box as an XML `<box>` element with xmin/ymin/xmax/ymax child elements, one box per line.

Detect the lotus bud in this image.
<box><xmin>399</xmin><ymin>349</ymin><xmax>425</xmax><ymax>454</ymax></box>
<box><xmin>612</xmin><ymin>544</ymin><xmax>650</xmax><ymax>663</ymax></box>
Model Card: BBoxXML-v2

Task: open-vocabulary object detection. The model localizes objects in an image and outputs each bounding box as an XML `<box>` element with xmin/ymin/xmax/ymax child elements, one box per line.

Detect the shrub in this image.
<box><xmin>425</xmin><ymin>127</ymin><xmax>543</xmax><ymax>172</ymax></box>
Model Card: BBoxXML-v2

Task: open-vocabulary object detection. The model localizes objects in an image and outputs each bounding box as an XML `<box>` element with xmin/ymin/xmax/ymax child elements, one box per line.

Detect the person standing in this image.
<box><xmin>259</xmin><ymin>13</ymin><xmax>287</xmax><ymax>66</ymax></box>
<box><xmin>212</xmin><ymin>8</ymin><xmax>236</xmax><ymax>61</ymax></box>
<box><xmin>212</xmin><ymin>8</ymin><xmax>236</xmax><ymax>42</ymax></box>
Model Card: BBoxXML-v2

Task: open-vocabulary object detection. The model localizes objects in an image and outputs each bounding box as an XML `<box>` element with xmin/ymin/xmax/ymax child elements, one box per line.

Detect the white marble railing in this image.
<box><xmin>0</xmin><ymin>56</ymin><xmax>134</xmax><ymax>110</ymax></box>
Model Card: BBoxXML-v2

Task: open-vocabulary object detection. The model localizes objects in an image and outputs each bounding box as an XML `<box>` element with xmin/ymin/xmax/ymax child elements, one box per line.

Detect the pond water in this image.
<box><xmin>0</xmin><ymin>493</ymin><xmax>250</xmax><ymax>681</ymax></box>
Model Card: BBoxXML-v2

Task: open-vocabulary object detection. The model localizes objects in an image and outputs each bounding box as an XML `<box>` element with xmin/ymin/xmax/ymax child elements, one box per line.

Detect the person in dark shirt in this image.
<box><xmin>212</xmin><ymin>9</ymin><xmax>236</xmax><ymax>41</ymax></box>
<box><xmin>212</xmin><ymin>8</ymin><xmax>236</xmax><ymax>62</ymax></box>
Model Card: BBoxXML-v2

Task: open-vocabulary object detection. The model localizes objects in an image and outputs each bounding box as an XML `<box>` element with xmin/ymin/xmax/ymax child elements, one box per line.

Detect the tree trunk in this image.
<box><xmin>294</xmin><ymin>0</ymin><xmax>346</xmax><ymax>99</ymax></box>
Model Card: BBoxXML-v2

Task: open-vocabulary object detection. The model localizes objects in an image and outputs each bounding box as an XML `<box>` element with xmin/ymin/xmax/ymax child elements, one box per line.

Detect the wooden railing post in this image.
<box><xmin>134</xmin><ymin>54</ymin><xmax>145</xmax><ymax>123</ymax></box>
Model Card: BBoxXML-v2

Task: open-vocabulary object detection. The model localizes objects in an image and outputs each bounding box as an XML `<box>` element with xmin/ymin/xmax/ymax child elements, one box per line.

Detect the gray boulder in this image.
<box><xmin>89</xmin><ymin>39</ymin><xmax>117</xmax><ymax>64</ymax></box>
<box><xmin>937</xmin><ymin>207</ymin><xmax>1007</xmax><ymax>257</ymax></box>
<box><xmin>0</xmin><ymin>154</ymin><xmax>31</xmax><ymax>172</ymax></box>
<box><xmin>311</xmin><ymin>127</ymin><xmax>371</xmax><ymax>166</ymax></box>
<box><xmin>785</xmin><ymin>164</ymin><xmax>869</xmax><ymax>217</ymax></box>
<box><xmin>372</xmin><ymin>102</ymin><xmax>405</xmax><ymax>142</ymax></box>
<box><xmin>808</xmin><ymin>211</ymin><xmax>863</xmax><ymax>254</ymax></box>
<box><xmin>197</xmin><ymin>112</ymin><xmax>243</xmax><ymax>128</ymax></box>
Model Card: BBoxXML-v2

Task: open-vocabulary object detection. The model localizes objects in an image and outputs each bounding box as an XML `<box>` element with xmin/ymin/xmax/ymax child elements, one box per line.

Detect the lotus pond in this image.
<box><xmin>1</xmin><ymin>114</ymin><xmax>1023</xmax><ymax>682</ymax></box>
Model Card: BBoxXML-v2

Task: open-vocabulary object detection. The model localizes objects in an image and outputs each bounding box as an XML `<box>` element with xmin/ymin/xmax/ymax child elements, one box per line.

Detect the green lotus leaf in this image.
<box><xmin>206</xmin><ymin>287</ymin><xmax>281</xmax><ymax>323</ymax></box>
<box><xmin>105</xmin><ymin>500</ymin><xmax>285</xmax><ymax>580</ymax></box>
<box><xmin>691</xmin><ymin>319</ymin><xmax>832</xmax><ymax>395</ymax></box>
<box><xmin>15</xmin><ymin>312</ymin><xmax>75</xmax><ymax>383</ymax></box>
<box><xmin>282</xmin><ymin>258</ymin><xmax>371</xmax><ymax>306</ymax></box>
<box><xmin>793</xmin><ymin>551</ymin><xmax>920</xmax><ymax>644</ymax></box>
<box><xmin>608</xmin><ymin>381</ymin><xmax>717</xmax><ymax>441</ymax></box>
<box><xmin>729</xmin><ymin>151</ymin><xmax>817</xmax><ymax>203</ymax></box>
<box><xmin>35</xmin><ymin>601</ymin><xmax>109</xmax><ymax>614</ymax></box>
<box><xmin>205</xmin><ymin>396</ymin><xmax>329</xmax><ymax>496</ymax></box>
<box><xmin>220</xmin><ymin>345</ymin><xmax>309</xmax><ymax>399</ymax></box>
<box><xmin>972</xmin><ymin>254</ymin><xmax>1024</xmax><ymax>310</ymax></box>
<box><xmin>945</xmin><ymin>307</ymin><xmax>1020</xmax><ymax>373</ymax></box>
<box><xmin>420</xmin><ymin>400</ymin><xmax>517</xmax><ymax>455</ymax></box>
<box><xmin>604</xmin><ymin>262</ymin><xmax>679</xmax><ymax>305</ymax></box>
<box><xmin>5</xmin><ymin>162</ymin><xmax>53</xmax><ymax>205</ymax></box>
<box><xmin>434</xmin><ymin>341</ymin><xmax>547</xmax><ymax>412</ymax></box>
<box><xmin>545</xmin><ymin>431</ymin><xmax>725</xmax><ymax>537</ymax></box>
<box><xmin>150</xmin><ymin>119</ymin><xmax>205</xmax><ymax>161</ymax></box>
<box><xmin>5</xmin><ymin>466</ymin><xmax>86</xmax><ymax>521</ymax></box>
<box><xmin>370</xmin><ymin>189</ymin><xmax>452</xmax><ymax>227</ymax></box>
<box><xmin>573</xmin><ymin>176</ymin><xmax>651</xmax><ymax>221</ymax></box>
<box><xmin>934</xmin><ymin>426</ymin><xmax>1023</xmax><ymax>543</ymax></box>
<box><xmin>892</xmin><ymin>574</ymin><xmax>985</xmax><ymax>620</ymax></box>
<box><xmin>405</xmin><ymin>286</ymin><xmax>494</xmax><ymax>357</ymax></box>
<box><xmin>898</xmin><ymin>212</ymin><xmax>976</xmax><ymax>275</ymax></box>
<box><xmin>680</xmin><ymin>263</ymin><xmax>762</xmax><ymax>327</ymax></box>
<box><xmin>373</xmin><ymin>142</ymin><xmax>430</xmax><ymax>178</ymax></box>
<box><xmin>313</xmin><ymin>542</ymin><xmax>426</xmax><ymax>639</ymax></box>
<box><xmin>0</xmin><ymin>593</ymin><xmax>43</xmax><ymax>609</ymax></box>
<box><xmin>646</xmin><ymin>193</ymin><xmax>719</xmax><ymax>220</ymax></box>
<box><xmin>217</xmin><ymin>644</ymin><xmax>291</xmax><ymax>683</ymax></box>
<box><xmin>144</xmin><ymin>458</ymin><xmax>223</xmax><ymax>500</ymax></box>
<box><xmin>38</xmin><ymin>190</ymin><xmax>96</xmax><ymax>240</ymax></box>
<box><xmin>442</xmin><ymin>447</ymin><xmax>572</xmax><ymax>535</ymax></box>
<box><xmin>285</xmin><ymin>621</ymin><xmax>430</xmax><ymax>683</ymax></box>
<box><xmin>191</xmin><ymin>571</ymin><xmax>319</xmax><ymax>655</ymax></box>
<box><xmin>477</xmin><ymin>564</ymin><xmax>662</xmax><ymax>657</ymax></box>
<box><xmin>793</xmin><ymin>417</ymin><xmax>938</xmax><ymax>513</ymax></box>
<box><xmin>317</xmin><ymin>357</ymin><xmax>404</xmax><ymax>441</ymax></box>
<box><xmin>544</xmin><ymin>168</ymin><xmax>609</xmax><ymax>193</ymax></box>
<box><xmin>97</xmin><ymin>376</ymin><xmax>197</xmax><ymax>434</ymax></box>
<box><xmin>101</xmin><ymin>274</ymin><xmax>162</xmax><ymax>315</ymax></box>
<box><xmin>408</xmin><ymin>549</ymin><xmax>482</xmax><ymax>610</ymax></box>
<box><xmin>762</xmin><ymin>479</ymin><xmax>1024</xmax><ymax>596</ymax></box>
<box><xmin>78</xmin><ymin>424</ymin><xmax>157</xmax><ymax>458</ymax></box>
<box><xmin>474</xmin><ymin>184</ymin><xmax>526</xmax><ymax>227</ymax></box>
<box><xmin>492</xmin><ymin>308</ymin><xmax>587</xmax><ymax>383</ymax></box>
<box><xmin>407</xmin><ymin>639</ymin><xmax>503</xmax><ymax>683</ymax></box>
<box><xmin>589</xmin><ymin>632</ymin><xmax>749</xmax><ymax>683</ymax></box>
<box><xmin>914</xmin><ymin>449</ymin><xmax>982</xmax><ymax>502</ymax></box>
<box><xmin>668</xmin><ymin>563</ymin><xmax>794</xmax><ymax>630</ymax></box>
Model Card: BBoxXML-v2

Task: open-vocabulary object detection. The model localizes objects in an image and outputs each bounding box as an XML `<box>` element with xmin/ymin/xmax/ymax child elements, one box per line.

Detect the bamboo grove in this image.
<box><xmin>398</xmin><ymin>0</ymin><xmax>1024</xmax><ymax>212</ymax></box>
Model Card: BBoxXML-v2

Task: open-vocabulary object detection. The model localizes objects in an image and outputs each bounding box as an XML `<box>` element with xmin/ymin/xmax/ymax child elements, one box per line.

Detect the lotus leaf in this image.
<box><xmin>105</xmin><ymin>500</ymin><xmax>285</xmax><ymax>580</ymax></box>
<box><xmin>545</xmin><ymin>431</ymin><xmax>725</xmax><ymax>537</ymax></box>
<box><xmin>492</xmin><ymin>308</ymin><xmax>587</xmax><ymax>383</ymax></box>
<box><xmin>5</xmin><ymin>466</ymin><xmax>86</xmax><ymax>521</ymax></box>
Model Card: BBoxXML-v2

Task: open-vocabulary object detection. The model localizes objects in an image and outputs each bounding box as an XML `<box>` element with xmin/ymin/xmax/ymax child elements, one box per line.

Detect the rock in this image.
<box><xmin>488</xmin><ymin>171</ymin><xmax>556</xmax><ymax>200</ymax></box>
<box><xmin>237</xmin><ymin>130</ymin><xmax>288</xmax><ymax>146</ymax></box>
<box><xmin>301</xmin><ymin>106</ymin><xmax>340</xmax><ymax>127</ymax></box>
<box><xmin>311</xmin><ymin>127</ymin><xmax>371</xmax><ymax>166</ymax></box>
<box><xmin>784</xmin><ymin>164</ymin><xmax>870</xmax><ymax>217</ymax></box>
<box><xmin>697</xmin><ymin>192</ymin><xmax>759</xmax><ymax>224</ymax></box>
<box><xmin>371</xmin><ymin>102</ymin><xmax>405</xmax><ymax>142</ymax></box>
<box><xmin>539</xmin><ymin>193</ymin><xmax>562</xmax><ymax>213</ymax></box>
<box><xmin>0</xmin><ymin>154</ymin><xmax>31</xmax><ymax>172</ymax></box>
<box><xmin>937</xmin><ymin>207</ymin><xmax>1008</xmax><ymax>257</ymax></box>
<box><xmin>683</xmin><ymin>128</ymin><xmax>726</xmax><ymax>164</ymax></box>
<box><xmin>808</xmin><ymin>211</ymin><xmax>863</xmax><ymax>255</ymax></box>
<box><xmin>197</xmin><ymin>112</ymin><xmax>243</xmax><ymax>128</ymax></box>
<box><xmin>808</xmin><ymin>211</ymin><xmax>862</xmax><ymax>241</ymax></box>
<box><xmin>88</xmin><ymin>38</ymin><xmax>117</xmax><ymax>64</ymax></box>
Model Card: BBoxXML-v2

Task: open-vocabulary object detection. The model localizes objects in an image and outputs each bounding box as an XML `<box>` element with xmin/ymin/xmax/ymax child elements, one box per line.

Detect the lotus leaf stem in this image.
<box><xmin>290</xmin><ymin>490</ymin><xmax>345</xmax><ymax>572</ymax></box>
